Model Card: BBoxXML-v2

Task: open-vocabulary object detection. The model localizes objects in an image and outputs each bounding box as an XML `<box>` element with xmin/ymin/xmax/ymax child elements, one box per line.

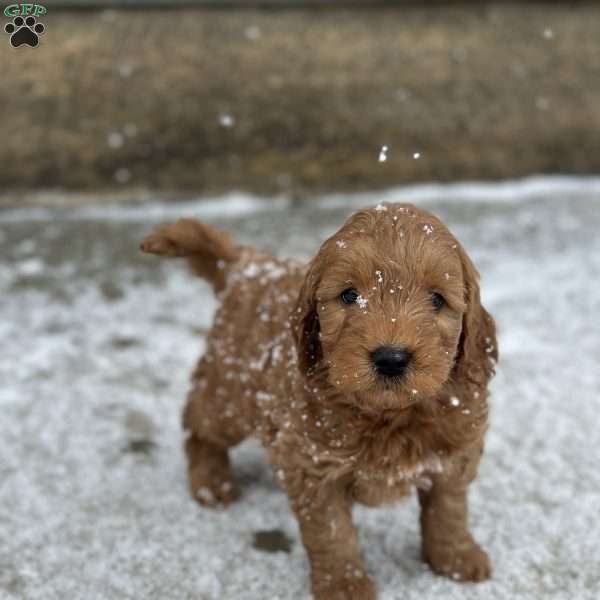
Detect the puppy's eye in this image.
<box><xmin>431</xmin><ymin>292</ymin><xmax>445</xmax><ymax>311</ymax></box>
<box><xmin>340</xmin><ymin>288</ymin><xmax>360</xmax><ymax>305</ymax></box>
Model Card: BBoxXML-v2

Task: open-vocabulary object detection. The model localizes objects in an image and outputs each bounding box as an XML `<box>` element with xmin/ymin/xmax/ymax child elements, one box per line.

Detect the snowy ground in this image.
<box><xmin>1</xmin><ymin>177</ymin><xmax>600</xmax><ymax>600</ymax></box>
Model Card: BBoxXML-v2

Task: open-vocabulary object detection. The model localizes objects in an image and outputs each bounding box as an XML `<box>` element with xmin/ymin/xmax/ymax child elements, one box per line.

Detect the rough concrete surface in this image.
<box><xmin>1</xmin><ymin>177</ymin><xmax>600</xmax><ymax>599</ymax></box>
<box><xmin>2</xmin><ymin>3</ymin><xmax>600</xmax><ymax>196</ymax></box>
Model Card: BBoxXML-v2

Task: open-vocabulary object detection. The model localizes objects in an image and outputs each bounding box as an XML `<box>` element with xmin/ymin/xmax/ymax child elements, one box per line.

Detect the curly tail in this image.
<box><xmin>140</xmin><ymin>219</ymin><xmax>240</xmax><ymax>292</ymax></box>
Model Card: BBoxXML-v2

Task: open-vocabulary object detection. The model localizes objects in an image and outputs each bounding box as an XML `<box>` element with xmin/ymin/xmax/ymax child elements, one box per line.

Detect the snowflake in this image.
<box><xmin>219</xmin><ymin>114</ymin><xmax>235</xmax><ymax>128</ymax></box>
<box><xmin>356</xmin><ymin>295</ymin><xmax>368</xmax><ymax>309</ymax></box>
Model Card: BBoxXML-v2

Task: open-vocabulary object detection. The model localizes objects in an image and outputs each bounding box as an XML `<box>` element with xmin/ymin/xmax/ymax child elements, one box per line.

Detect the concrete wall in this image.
<box><xmin>2</xmin><ymin>2</ymin><xmax>599</xmax><ymax>196</ymax></box>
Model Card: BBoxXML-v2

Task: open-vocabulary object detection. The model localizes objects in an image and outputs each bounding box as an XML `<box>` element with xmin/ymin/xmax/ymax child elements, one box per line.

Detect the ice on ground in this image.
<box><xmin>1</xmin><ymin>177</ymin><xmax>600</xmax><ymax>599</ymax></box>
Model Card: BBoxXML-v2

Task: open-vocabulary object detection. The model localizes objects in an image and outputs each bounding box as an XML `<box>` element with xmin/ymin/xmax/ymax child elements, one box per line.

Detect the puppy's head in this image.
<box><xmin>292</xmin><ymin>203</ymin><xmax>496</xmax><ymax>413</ymax></box>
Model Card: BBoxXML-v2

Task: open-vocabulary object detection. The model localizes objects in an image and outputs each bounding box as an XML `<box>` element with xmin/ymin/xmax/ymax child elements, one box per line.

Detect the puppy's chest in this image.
<box><xmin>288</xmin><ymin>411</ymin><xmax>448</xmax><ymax>502</ymax></box>
<box><xmin>351</xmin><ymin>453</ymin><xmax>444</xmax><ymax>503</ymax></box>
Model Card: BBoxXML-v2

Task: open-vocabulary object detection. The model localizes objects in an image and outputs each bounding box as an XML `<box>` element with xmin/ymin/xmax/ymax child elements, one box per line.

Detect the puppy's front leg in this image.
<box><xmin>290</xmin><ymin>476</ymin><xmax>376</xmax><ymax>600</ymax></box>
<box><xmin>418</xmin><ymin>449</ymin><xmax>491</xmax><ymax>582</ymax></box>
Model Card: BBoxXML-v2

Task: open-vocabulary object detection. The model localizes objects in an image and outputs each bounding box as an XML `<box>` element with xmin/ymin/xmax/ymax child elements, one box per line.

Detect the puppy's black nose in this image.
<box><xmin>371</xmin><ymin>345</ymin><xmax>412</xmax><ymax>378</ymax></box>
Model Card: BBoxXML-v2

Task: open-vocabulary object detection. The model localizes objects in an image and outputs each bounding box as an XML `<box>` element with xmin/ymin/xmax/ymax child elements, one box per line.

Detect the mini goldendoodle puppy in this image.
<box><xmin>141</xmin><ymin>203</ymin><xmax>497</xmax><ymax>600</ymax></box>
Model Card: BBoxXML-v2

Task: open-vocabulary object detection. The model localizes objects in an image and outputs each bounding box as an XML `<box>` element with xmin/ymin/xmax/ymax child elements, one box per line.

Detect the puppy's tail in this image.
<box><xmin>140</xmin><ymin>219</ymin><xmax>240</xmax><ymax>292</ymax></box>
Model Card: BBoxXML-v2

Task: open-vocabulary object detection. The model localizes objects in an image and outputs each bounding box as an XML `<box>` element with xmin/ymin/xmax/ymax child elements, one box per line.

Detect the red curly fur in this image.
<box><xmin>141</xmin><ymin>203</ymin><xmax>498</xmax><ymax>599</ymax></box>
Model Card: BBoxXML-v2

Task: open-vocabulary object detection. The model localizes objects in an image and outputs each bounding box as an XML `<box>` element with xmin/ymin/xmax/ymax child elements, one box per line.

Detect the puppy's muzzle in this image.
<box><xmin>371</xmin><ymin>345</ymin><xmax>412</xmax><ymax>379</ymax></box>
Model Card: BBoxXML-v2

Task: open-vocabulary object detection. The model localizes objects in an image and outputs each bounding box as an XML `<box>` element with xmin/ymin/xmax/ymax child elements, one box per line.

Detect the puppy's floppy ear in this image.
<box><xmin>292</xmin><ymin>258</ymin><xmax>323</xmax><ymax>376</ymax></box>
<box><xmin>453</xmin><ymin>243</ymin><xmax>498</xmax><ymax>385</ymax></box>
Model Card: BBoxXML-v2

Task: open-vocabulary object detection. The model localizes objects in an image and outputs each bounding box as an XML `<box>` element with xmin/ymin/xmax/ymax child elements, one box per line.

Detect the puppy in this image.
<box><xmin>141</xmin><ymin>203</ymin><xmax>498</xmax><ymax>600</ymax></box>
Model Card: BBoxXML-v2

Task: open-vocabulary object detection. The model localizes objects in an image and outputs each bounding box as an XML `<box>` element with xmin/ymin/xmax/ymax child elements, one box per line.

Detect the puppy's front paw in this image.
<box><xmin>424</xmin><ymin>539</ymin><xmax>491</xmax><ymax>582</ymax></box>
<box><xmin>312</xmin><ymin>568</ymin><xmax>376</xmax><ymax>600</ymax></box>
<box><xmin>188</xmin><ymin>463</ymin><xmax>240</xmax><ymax>508</ymax></box>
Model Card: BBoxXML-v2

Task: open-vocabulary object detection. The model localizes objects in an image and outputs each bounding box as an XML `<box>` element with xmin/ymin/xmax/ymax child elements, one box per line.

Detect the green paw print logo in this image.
<box><xmin>4</xmin><ymin>3</ymin><xmax>47</xmax><ymax>48</ymax></box>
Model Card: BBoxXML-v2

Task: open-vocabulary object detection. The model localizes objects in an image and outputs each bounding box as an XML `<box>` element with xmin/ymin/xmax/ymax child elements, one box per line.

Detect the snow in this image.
<box><xmin>16</xmin><ymin>257</ymin><xmax>44</xmax><ymax>276</ymax></box>
<box><xmin>117</xmin><ymin>62</ymin><xmax>135</xmax><ymax>79</ymax></box>
<box><xmin>356</xmin><ymin>295</ymin><xmax>369</xmax><ymax>309</ymax></box>
<box><xmin>1</xmin><ymin>176</ymin><xmax>600</xmax><ymax>599</ymax></box>
<box><xmin>0</xmin><ymin>193</ymin><xmax>292</xmax><ymax>224</ymax></box>
<box><xmin>319</xmin><ymin>175</ymin><xmax>600</xmax><ymax>210</ymax></box>
<box><xmin>107</xmin><ymin>132</ymin><xmax>125</xmax><ymax>149</ymax></box>
<box><xmin>244</xmin><ymin>25</ymin><xmax>262</xmax><ymax>41</ymax></box>
<box><xmin>219</xmin><ymin>114</ymin><xmax>235</xmax><ymax>128</ymax></box>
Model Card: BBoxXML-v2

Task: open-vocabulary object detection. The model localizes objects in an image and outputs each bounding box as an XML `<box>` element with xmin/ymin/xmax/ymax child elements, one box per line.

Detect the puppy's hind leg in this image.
<box><xmin>184</xmin><ymin>434</ymin><xmax>239</xmax><ymax>508</ymax></box>
<box><xmin>182</xmin><ymin>373</ymin><xmax>251</xmax><ymax>508</ymax></box>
